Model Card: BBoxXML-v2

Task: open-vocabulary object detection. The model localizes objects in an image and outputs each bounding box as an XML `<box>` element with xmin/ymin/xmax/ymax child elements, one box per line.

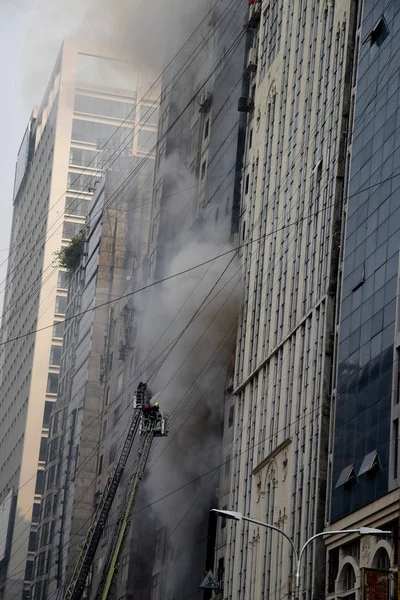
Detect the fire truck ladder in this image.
<box><xmin>94</xmin><ymin>429</ymin><xmax>155</xmax><ymax>600</ymax></box>
<box><xmin>63</xmin><ymin>384</ymin><xmax>166</xmax><ymax>600</ymax></box>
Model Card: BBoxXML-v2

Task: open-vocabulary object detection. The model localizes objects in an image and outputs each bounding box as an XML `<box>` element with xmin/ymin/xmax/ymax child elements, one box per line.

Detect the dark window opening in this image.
<box><xmin>228</xmin><ymin>405</ymin><xmax>234</xmax><ymax>428</ymax></box>
<box><xmin>245</xmin><ymin>174</ymin><xmax>250</xmax><ymax>194</ymax></box>
<box><xmin>28</xmin><ymin>531</ymin><xmax>37</xmax><ymax>553</ymax></box>
<box><xmin>109</xmin><ymin>443</ymin><xmax>117</xmax><ymax>465</ymax></box>
<box><xmin>34</xmin><ymin>471</ymin><xmax>45</xmax><ymax>495</ymax></box>
<box><xmin>24</xmin><ymin>560</ymin><xmax>33</xmax><ymax>582</ymax></box>
<box><xmin>204</xmin><ymin>119</ymin><xmax>210</xmax><ymax>140</ymax></box>
<box><xmin>42</xmin><ymin>401</ymin><xmax>53</xmax><ymax>429</ymax></box>
<box><xmin>31</xmin><ymin>503</ymin><xmax>41</xmax><ymax>524</ymax></box>
<box><xmin>201</xmin><ymin>160</ymin><xmax>207</xmax><ymax>180</ymax></box>
<box><xmin>46</xmin><ymin>373</ymin><xmax>59</xmax><ymax>395</ymax></box>
<box><xmin>328</xmin><ymin>548</ymin><xmax>339</xmax><ymax>593</ymax></box>
<box><xmin>98</xmin><ymin>455</ymin><xmax>103</xmax><ymax>475</ymax></box>
<box><xmin>370</xmin><ymin>16</ymin><xmax>389</xmax><ymax>47</ymax></box>
<box><xmin>394</xmin><ymin>420</ymin><xmax>399</xmax><ymax>479</ymax></box>
<box><xmin>248</xmin><ymin>129</ymin><xmax>253</xmax><ymax>149</ymax></box>
<box><xmin>38</xmin><ymin>437</ymin><xmax>47</xmax><ymax>462</ymax></box>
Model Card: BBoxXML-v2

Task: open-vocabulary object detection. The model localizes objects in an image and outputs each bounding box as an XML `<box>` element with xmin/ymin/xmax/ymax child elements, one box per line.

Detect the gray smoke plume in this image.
<box><xmin>15</xmin><ymin>0</ymin><xmax>211</xmax><ymax>108</ymax></box>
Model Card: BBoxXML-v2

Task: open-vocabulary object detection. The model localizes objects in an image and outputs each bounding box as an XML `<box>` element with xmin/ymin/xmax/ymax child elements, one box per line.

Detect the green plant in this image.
<box><xmin>54</xmin><ymin>228</ymin><xmax>86</xmax><ymax>270</ymax></box>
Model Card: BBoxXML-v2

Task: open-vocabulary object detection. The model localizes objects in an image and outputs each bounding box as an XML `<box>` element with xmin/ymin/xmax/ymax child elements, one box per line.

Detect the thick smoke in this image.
<box><xmin>16</xmin><ymin>0</ymin><xmax>210</xmax><ymax>106</ymax></box>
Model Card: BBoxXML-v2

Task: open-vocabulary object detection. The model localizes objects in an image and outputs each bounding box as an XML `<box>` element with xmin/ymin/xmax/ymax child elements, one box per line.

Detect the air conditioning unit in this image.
<box><xmin>238</xmin><ymin>97</ymin><xmax>255</xmax><ymax>113</ymax></box>
<box><xmin>248</xmin><ymin>1</ymin><xmax>261</xmax><ymax>27</ymax></box>
<box><xmin>198</xmin><ymin>91</ymin><xmax>213</xmax><ymax>113</ymax></box>
<box><xmin>246</xmin><ymin>47</ymin><xmax>258</xmax><ymax>72</ymax></box>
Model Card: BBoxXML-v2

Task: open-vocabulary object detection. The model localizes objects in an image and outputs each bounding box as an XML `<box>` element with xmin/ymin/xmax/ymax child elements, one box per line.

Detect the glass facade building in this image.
<box><xmin>331</xmin><ymin>0</ymin><xmax>400</xmax><ymax>521</ymax></box>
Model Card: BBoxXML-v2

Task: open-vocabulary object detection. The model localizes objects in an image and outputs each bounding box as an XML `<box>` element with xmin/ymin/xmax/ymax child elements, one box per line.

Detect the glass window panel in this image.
<box><xmin>65</xmin><ymin>197</ymin><xmax>91</xmax><ymax>217</ymax></box>
<box><xmin>140</xmin><ymin>104</ymin><xmax>159</xmax><ymax>126</ymax></box>
<box><xmin>137</xmin><ymin>129</ymin><xmax>157</xmax><ymax>153</ymax></box>
<box><xmin>42</xmin><ymin>401</ymin><xmax>53</xmax><ymax>428</ymax></box>
<box><xmin>34</xmin><ymin>472</ymin><xmax>44</xmax><ymax>496</ymax></box>
<box><xmin>53</xmin><ymin>321</ymin><xmax>64</xmax><ymax>338</ymax></box>
<box><xmin>49</xmin><ymin>345</ymin><xmax>62</xmax><ymax>366</ymax></box>
<box><xmin>55</xmin><ymin>296</ymin><xmax>67</xmax><ymax>315</ymax></box>
<box><xmin>62</xmin><ymin>221</ymin><xmax>84</xmax><ymax>240</ymax></box>
<box><xmin>74</xmin><ymin>94</ymin><xmax>135</xmax><ymax>120</ymax></box>
<box><xmin>46</xmin><ymin>373</ymin><xmax>59</xmax><ymax>395</ymax></box>
<box><xmin>57</xmin><ymin>271</ymin><xmax>69</xmax><ymax>289</ymax></box>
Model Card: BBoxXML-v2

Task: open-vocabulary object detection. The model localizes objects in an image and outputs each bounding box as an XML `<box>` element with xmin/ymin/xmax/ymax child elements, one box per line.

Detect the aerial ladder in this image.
<box><xmin>63</xmin><ymin>383</ymin><xmax>168</xmax><ymax>600</ymax></box>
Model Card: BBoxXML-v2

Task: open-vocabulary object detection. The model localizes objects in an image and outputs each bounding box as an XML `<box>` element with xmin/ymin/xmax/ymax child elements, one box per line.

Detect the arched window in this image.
<box><xmin>342</xmin><ymin>564</ymin><xmax>356</xmax><ymax>592</ymax></box>
<box><xmin>373</xmin><ymin>548</ymin><xmax>391</xmax><ymax>571</ymax></box>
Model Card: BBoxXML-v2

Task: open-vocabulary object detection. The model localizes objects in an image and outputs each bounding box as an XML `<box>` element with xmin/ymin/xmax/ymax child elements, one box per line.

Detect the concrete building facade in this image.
<box><xmin>0</xmin><ymin>40</ymin><xmax>158</xmax><ymax>600</ymax></box>
<box><xmin>219</xmin><ymin>1</ymin><xmax>358</xmax><ymax>599</ymax></box>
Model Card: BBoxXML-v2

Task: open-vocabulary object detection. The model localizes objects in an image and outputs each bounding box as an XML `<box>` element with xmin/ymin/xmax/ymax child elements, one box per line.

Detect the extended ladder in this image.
<box><xmin>63</xmin><ymin>383</ymin><xmax>167</xmax><ymax>600</ymax></box>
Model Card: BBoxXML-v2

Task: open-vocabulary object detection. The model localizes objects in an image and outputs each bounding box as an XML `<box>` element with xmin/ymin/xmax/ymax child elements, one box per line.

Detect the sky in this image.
<box><xmin>0</xmin><ymin>1</ymin><xmax>85</xmax><ymax>292</ymax></box>
<box><xmin>0</xmin><ymin>0</ymin><xmax>206</xmax><ymax>303</ymax></box>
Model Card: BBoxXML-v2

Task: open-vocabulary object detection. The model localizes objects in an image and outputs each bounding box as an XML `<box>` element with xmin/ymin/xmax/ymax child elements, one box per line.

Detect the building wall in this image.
<box><xmin>0</xmin><ymin>39</ymin><xmax>158</xmax><ymax>600</ymax></box>
<box><xmin>331</xmin><ymin>0</ymin><xmax>400</xmax><ymax>523</ymax></box>
<box><xmin>223</xmin><ymin>1</ymin><xmax>357</xmax><ymax>599</ymax></box>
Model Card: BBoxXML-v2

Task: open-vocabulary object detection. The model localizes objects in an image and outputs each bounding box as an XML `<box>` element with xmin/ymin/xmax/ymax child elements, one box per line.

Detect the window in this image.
<box><xmin>57</xmin><ymin>271</ymin><xmax>69</xmax><ymax>289</ymax></box>
<box><xmin>55</xmin><ymin>296</ymin><xmax>67</xmax><ymax>315</ymax></box>
<box><xmin>373</xmin><ymin>548</ymin><xmax>390</xmax><ymax>570</ymax></box>
<box><xmin>117</xmin><ymin>372</ymin><xmax>123</xmax><ymax>393</ymax></box>
<box><xmin>98</xmin><ymin>455</ymin><xmax>103</xmax><ymax>476</ymax></box>
<box><xmin>105</xmin><ymin>387</ymin><xmax>110</xmax><ymax>406</ymax></box>
<box><xmin>335</xmin><ymin>464</ymin><xmax>357</xmax><ymax>489</ymax></box>
<box><xmin>46</xmin><ymin>373</ymin><xmax>59</xmax><ymax>394</ymax></box>
<box><xmin>217</xmin><ymin>557</ymin><xmax>225</xmax><ymax>584</ymax></box>
<box><xmin>71</xmin><ymin>119</ymin><xmax>124</xmax><ymax>144</ymax></box>
<box><xmin>328</xmin><ymin>548</ymin><xmax>339</xmax><ymax>594</ymax></box>
<box><xmin>67</xmin><ymin>171</ymin><xmax>99</xmax><ymax>192</ymax></box>
<box><xmin>137</xmin><ymin>129</ymin><xmax>157</xmax><ymax>153</ymax></box>
<box><xmin>53</xmin><ymin>321</ymin><xmax>64</xmax><ymax>338</ymax></box>
<box><xmin>342</xmin><ymin>564</ymin><xmax>356</xmax><ymax>591</ymax></box>
<box><xmin>260</xmin><ymin>0</ymin><xmax>283</xmax><ymax>79</ymax></box>
<box><xmin>38</xmin><ymin>437</ymin><xmax>47</xmax><ymax>462</ymax></box>
<box><xmin>113</xmin><ymin>405</ymin><xmax>120</xmax><ymax>426</ymax></box>
<box><xmin>109</xmin><ymin>442</ymin><xmax>117</xmax><ymax>464</ymax></box>
<box><xmin>140</xmin><ymin>104</ymin><xmax>159</xmax><ymax>125</ymax></box>
<box><xmin>24</xmin><ymin>560</ymin><xmax>33</xmax><ymax>582</ymax></box>
<box><xmin>204</xmin><ymin>118</ymin><xmax>210</xmax><ymax>140</ymax></box>
<box><xmin>49</xmin><ymin>345</ymin><xmax>62</xmax><ymax>366</ymax></box>
<box><xmin>43</xmin><ymin>401</ymin><xmax>53</xmax><ymax>428</ymax></box>
<box><xmin>358</xmin><ymin>450</ymin><xmax>381</xmax><ymax>477</ymax></box>
<box><xmin>369</xmin><ymin>15</ymin><xmax>389</xmax><ymax>47</ymax></box>
<box><xmin>40</xmin><ymin>522</ymin><xmax>49</xmax><ymax>547</ymax></box>
<box><xmin>31</xmin><ymin>503</ymin><xmax>41</xmax><ymax>524</ymax></box>
<box><xmin>62</xmin><ymin>221</ymin><xmax>84</xmax><ymax>240</ymax></box>
<box><xmin>35</xmin><ymin>471</ymin><xmax>44</xmax><ymax>495</ymax></box>
<box><xmin>394</xmin><ymin>419</ymin><xmax>399</xmax><ymax>479</ymax></box>
<box><xmin>201</xmin><ymin>159</ymin><xmax>207</xmax><ymax>180</ymax></box>
<box><xmin>228</xmin><ymin>405</ymin><xmax>234</xmax><ymax>428</ymax></box>
<box><xmin>28</xmin><ymin>531</ymin><xmax>37</xmax><ymax>552</ymax></box>
<box><xmin>36</xmin><ymin>552</ymin><xmax>46</xmax><ymax>576</ymax></box>
<box><xmin>69</xmin><ymin>147</ymin><xmax>101</xmax><ymax>168</ymax></box>
<box><xmin>65</xmin><ymin>197</ymin><xmax>91</xmax><ymax>217</ymax></box>
<box><xmin>74</xmin><ymin>95</ymin><xmax>136</xmax><ymax>120</ymax></box>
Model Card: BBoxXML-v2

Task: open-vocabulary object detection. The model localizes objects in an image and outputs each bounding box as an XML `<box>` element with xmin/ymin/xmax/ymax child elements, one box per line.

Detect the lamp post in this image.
<box><xmin>211</xmin><ymin>509</ymin><xmax>391</xmax><ymax>599</ymax></box>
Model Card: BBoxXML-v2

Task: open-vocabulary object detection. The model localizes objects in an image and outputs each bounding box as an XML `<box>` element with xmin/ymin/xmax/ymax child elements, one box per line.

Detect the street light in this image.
<box><xmin>211</xmin><ymin>509</ymin><xmax>391</xmax><ymax>599</ymax></box>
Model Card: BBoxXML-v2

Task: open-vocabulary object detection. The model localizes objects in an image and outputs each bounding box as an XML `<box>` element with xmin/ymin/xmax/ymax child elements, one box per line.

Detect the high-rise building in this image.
<box><xmin>219</xmin><ymin>1</ymin><xmax>358</xmax><ymax>599</ymax></box>
<box><xmin>325</xmin><ymin>0</ymin><xmax>400</xmax><ymax>597</ymax></box>
<box><xmin>0</xmin><ymin>39</ymin><xmax>158</xmax><ymax>600</ymax></box>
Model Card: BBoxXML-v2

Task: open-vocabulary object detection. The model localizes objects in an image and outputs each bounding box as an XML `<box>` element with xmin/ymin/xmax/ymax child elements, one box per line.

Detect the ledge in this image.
<box><xmin>252</xmin><ymin>437</ymin><xmax>292</xmax><ymax>475</ymax></box>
